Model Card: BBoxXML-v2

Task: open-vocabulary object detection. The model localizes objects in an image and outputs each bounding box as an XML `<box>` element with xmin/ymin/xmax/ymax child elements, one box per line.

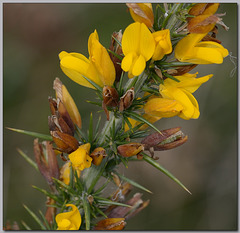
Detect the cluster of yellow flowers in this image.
<box><xmin>53</xmin><ymin>3</ymin><xmax>229</xmax><ymax>230</ymax></box>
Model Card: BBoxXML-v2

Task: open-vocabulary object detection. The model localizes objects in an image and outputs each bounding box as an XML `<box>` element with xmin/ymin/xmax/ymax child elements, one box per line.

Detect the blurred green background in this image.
<box><xmin>3</xmin><ymin>3</ymin><xmax>237</xmax><ymax>230</ymax></box>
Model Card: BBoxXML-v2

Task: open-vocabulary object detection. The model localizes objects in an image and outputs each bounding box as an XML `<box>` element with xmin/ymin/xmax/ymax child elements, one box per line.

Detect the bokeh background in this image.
<box><xmin>3</xmin><ymin>3</ymin><xmax>238</xmax><ymax>230</ymax></box>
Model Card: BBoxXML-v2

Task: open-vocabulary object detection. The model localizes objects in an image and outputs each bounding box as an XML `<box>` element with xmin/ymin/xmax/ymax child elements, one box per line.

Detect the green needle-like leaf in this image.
<box><xmin>82</xmin><ymin>195</ymin><xmax>91</xmax><ymax>230</ymax></box>
<box><xmin>7</xmin><ymin>127</ymin><xmax>52</xmax><ymax>141</ymax></box>
<box><xmin>32</xmin><ymin>185</ymin><xmax>60</xmax><ymax>202</ymax></box>
<box><xmin>23</xmin><ymin>204</ymin><xmax>46</xmax><ymax>230</ymax></box>
<box><xmin>88</xmin><ymin>112</ymin><xmax>93</xmax><ymax>143</ymax></box>
<box><xmin>116</xmin><ymin>173</ymin><xmax>152</xmax><ymax>194</ymax></box>
<box><xmin>38</xmin><ymin>210</ymin><xmax>50</xmax><ymax>230</ymax></box>
<box><xmin>163</xmin><ymin>72</ymin><xmax>180</xmax><ymax>82</ymax></box>
<box><xmin>17</xmin><ymin>148</ymin><xmax>39</xmax><ymax>171</ymax></box>
<box><xmin>142</xmin><ymin>153</ymin><xmax>192</xmax><ymax>194</ymax></box>
<box><xmin>126</xmin><ymin>112</ymin><xmax>162</xmax><ymax>134</ymax></box>
<box><xmin>21</xmin><ymin>221</ymin><xmax>31</xmax><ymax>230</ymax></box>
<box><xmin>82</xmin><ymin>75</ymin><xmax>103</xmax><ymax>93</ymax></box>
<box><xmin>95</xmin><ymin>197</ymin><xmax>131</xmax><ymax>208</ymax></box>
<box><xmin>94</xmin><ymin>207</ymin><xmax>108</xmax><ymax>218</ymax></box>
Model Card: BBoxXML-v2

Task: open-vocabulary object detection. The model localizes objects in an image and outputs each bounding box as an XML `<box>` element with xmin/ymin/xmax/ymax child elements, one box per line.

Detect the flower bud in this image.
<box><xmin>141</xmin><ymin>127</ymin><xmax>188</xmax><ymax>151</ymax></box>
<box><xmin>34</xmin><ymin>139</ymin><xmax>60</xmax><ymax>189</ymax></box>
<box><xmin>117</xmin><ymin>143</ymin><xmax>144</xmax><ymax>157</ymax></box>
<box><xmin>119</xmin><ymin>87</ymin><xmax>134</xmax><ymax>112</ymax></box>
<box><xmin>109</xmin><ymin>31</ymin><xmax>123</xmax><ymax>82</ymax></box>
<box><xmin>53</xmin><ymin>78</ymin><xmax>82</xmax><ymax>129</ymax></box>
<box><xmin>90</xmin><ymin>147</ymin><xmax>107</xmax><ymax>166</ymax></box>
<box><xmin>50</xmin><ymin>131</ymin><xmax>79</xmax><ymax>154</ymax></box>
<box><xmin>127</xmin><ymin>3</ymin><xmax>154</xmax><ymax>28</ymax></box>
<box><xmin>103</xmin><ymin>86</ymin><xmax>119</xmax><ymax>107</ymax></box>
<box><xmin>94</xmin><ymin>218</ymin><xmax>126</xmax><ymax>231</ymax></box>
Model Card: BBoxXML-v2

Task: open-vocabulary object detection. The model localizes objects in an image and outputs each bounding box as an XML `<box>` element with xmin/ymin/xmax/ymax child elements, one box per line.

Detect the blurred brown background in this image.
<box><xmin>3</xmin><ymin>3</ymin><xmax>237</xmax><ymax>230</ymax></box>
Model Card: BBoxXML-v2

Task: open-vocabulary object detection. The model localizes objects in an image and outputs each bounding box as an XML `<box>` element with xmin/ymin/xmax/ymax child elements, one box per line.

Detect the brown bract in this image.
<box><xmin>94</xmin><ymin>218</ymin><xmax>126</xmax><ymax>230</ymax></box>
<box><xmin>117</xmin><ymin>142</ymin><xmax>144</xmax><ymax>158</ymax></box>
<box><xmin>119</xmin><ymin>87</ymin><xmax>135</xmax><ymax>112</ymax></box>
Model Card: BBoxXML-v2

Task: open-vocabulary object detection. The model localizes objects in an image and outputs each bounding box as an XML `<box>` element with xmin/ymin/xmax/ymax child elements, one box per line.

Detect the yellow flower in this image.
<box><xmin>59</xmin><ymin>30</ymin><xmax>115</xmax><ymax>89</ymax></box>
<box><xmin>121</xmin><ymin>22</ymin><xmax>155</xmax><ymax>78</ymax></box>
<box><xmin>56</xmin><ymin>204</ymin><xmax>81</xmax><ymax>230</ymax></box>
<box><xmin>175</xmin><ymin>33</ymin><xmax>229</xmax><ymax>64</ymax></box>
<box><xmin>68</xmin><ymin>143</ymin><xmax>92</xmax><ymax>171</ymax></box>
<box><xmin>60</xmin><ymin>161</ymin><xmax>80</xmax><ymax>185</ymax></box>
<box><xmin>152</xmin><ymin>29</ymin><xmax>172</xmax><ymax>60</ymax></box>
<box><xmin>144</xmin><ymin>73</ymin><xmax>213</xmax><ymax>120</ymax></box>
<box><xmin>127</xmin><ymin>3</ymin><xmax>154</xmax><ymax>28</ymax></box>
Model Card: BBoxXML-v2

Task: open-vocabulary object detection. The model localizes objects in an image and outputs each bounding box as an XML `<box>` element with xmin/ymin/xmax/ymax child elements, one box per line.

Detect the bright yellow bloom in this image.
<box><xmin>127</xmin><ymin>3</ymin><xmax>154</xmax><ymax>28</ymax></box>
<box><xmin>175</xmin><ymin>33</ymin><xmax>229</xmax><ymax>64</ymax></box>
<box><xmin>60</xmin><ymin>161</ymin><xmax>80</xmax><ymax>185</ymax></box>
<box><xmin>121</xmin><ymin>22</ymin><xmax>155</xmax><ymax>78</ymax></box>
<box><xmin>68</xmin><ymin>143</ymin><xmax>92</xmax><ymax>171</ymax></box>
<box><xmin>152</xmin><ymin>29</ymin><xmax>172</xmax><ymax>60</ymax></box>
<box><xmin>144</xmin><ymin>73</ymin><xmax>213</xmax><ymax>120</ymax></box>
<box><xmin>59</xmin><ymin>30</ymin><xmax>115</xmax><ymax>89</ymax></box>
<box><xmin>56</xmin><ymin>204</ymin><xmax>81</xmax><ymax>230</ymax></box>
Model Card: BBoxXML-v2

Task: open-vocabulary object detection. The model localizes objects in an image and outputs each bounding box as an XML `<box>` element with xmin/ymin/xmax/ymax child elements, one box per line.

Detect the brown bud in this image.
<box><xmin>34</xmin><ymin>139</ymin><xmax>60</xmax><ymax>189</ymax></box>
<box><xmin>117</xmin><ymin>143</ymin><xmax>144</xmax><ymax>157</ymax></box>
<box><xmin>141</xmin><ymin>127</ymin><xmax>188</xmax><ymax>151</ymax></box>
<box><xmin>188</xmin><ymin>3</ymin><xmax>219</xmax><ymax>17</ymax></box>
<box><xmin>90</xmin><ymin>147</ymin><xmax>107</xmax><ymax>166</ymax></box>
<box><xmin>50</xmin><ymin>131</ymin><xmax>79</xmax><ymax>154</ymax></box>
<box><xmin>94</xmin><ymin>218</ymin><xmax>126</xmax><ymax>231</ymax></box>
<box><xmin>171</xmin><ymin>64</ymin><xmax>198</xmax><ymax>76</ymax></box>
<box><xmin>119</xmin><ymin>87</ymin><xmax>134</xmax><ymax>112</ymax></box>
<box><xmin>109</xmin><ymin>31</ymin><xmax>123</xmax><ymax>82</ymax></box>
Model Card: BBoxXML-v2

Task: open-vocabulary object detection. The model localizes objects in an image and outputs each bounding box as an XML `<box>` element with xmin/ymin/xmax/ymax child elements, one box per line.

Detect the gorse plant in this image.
<box><xmin>6</xmin><ymin>3</ymin><xmax>229</xmax><ymax>231</ymax></box>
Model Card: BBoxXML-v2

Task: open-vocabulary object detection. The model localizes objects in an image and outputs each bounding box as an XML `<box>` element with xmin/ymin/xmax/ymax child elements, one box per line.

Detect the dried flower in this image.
<box><xmin>55</xmin><ymin>204</ymin><xmax>81</xmax><ymax>230</ymax></box>
<box><xmin>117</xmin><ymin>143</ymin><xmax>144</xmax><ymax>157</ymax></box>
<box><xmin>119</xmin><ymin>87</ymin><xmax>134</xmax><ymax>112</ymax></box>
<box><xmin>109</xmin><ymin>30</ymin><xmax>123</xmax><ymax>82</ymax></box>
<box><xmin>68</xmin><ymin>143</ymin><xmax>92</xmax><ymax>171</ymax></box>
<box><xmin>142</xmin><ymin>127</ymin><xmax>188</xmax><ymax>151</ymax></box>
<box><xmin>53</xmin><ymin>78</ymin><xmax>82</xmax><ymax>129</ymax></box>
<box><xmin>90</xmin><ymin>147</ymin><xmax>107</xmax><ymax>166</ymax></box>
<box><xmin>33</xmin><ymin>139</ymin><xmax>59</xmax><ymax>190</ymax></box>
<box><xmin>127</xmin><ymin>3</ymin><xmax>154</xmax><ymax>28</ymax></box>
<box><xmin>121</xmin><ymin>22</ymin><xmax>155</xmax><ymax>78</ymax></box>
<box><xmin>59</xmin><ymin>30</ymin><xmax>115</xmax><ymax>89</ymax></box>
<box><xmin>94</xmin><ymin>218</ymin><xmax>126</xmax><ymax>230</ymax></box>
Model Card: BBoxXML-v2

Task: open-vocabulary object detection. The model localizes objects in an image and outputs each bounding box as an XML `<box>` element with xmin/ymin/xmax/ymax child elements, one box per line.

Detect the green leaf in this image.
<box><xmin>94</xmin><ymin>197</ymin><xmax>131</xmax><ymax>208</ymax></box>
<box><xmin>38</xmin><ymin>210</ymin><xmax>50</xmax><ymax>230</ymax></box>
<box><xmin>163</xmin><ymin>72</ymin><xmax>180</xmax><ymax>82</ymax></box>
<box><xmin>82</xmin><ymin>75</ymin><xmax>103</xmax><ymax>93</ymax></box>
<box><xmin>142</xmin><ymin>153</ymin><xmax>191</xmax><ymax>194</ymax></box>
<box><xmin>94</xmin><ymin>178</ymin><xmax>111</xmax><ymax>195</ymax></box>
<box><xmin>7</xmin><ymin>127</ymin><xmax>52</xmax><ymax>141</ymax></box>
<box><xmin>21</xmin><ymin>221</ymin><xmax>31</xmax><ymax>230</ymax></box>
<box><xmin>86</xmin><ymin>100</ymin><xmax>102</xmax><ymax>107</ymax></box>
<box><xmin>75</xmin><ymin>125</ymin><xmax>87</xmax><ymax>142</ymax></box>
<box><xmin>88</xmin><ymin>113</ymin><xmax>93</xmax><ymax>143</ymax></box>
<box><xmin>17</xmin><ymin>148</ymin><xmax>39</xmax><ymax>171</ymax></box>
<box><xmin>116</xmin><ymin>173</ymin><xmax>152</xmax><ymax>194</ymax></box>
<box><xmin>107</xmin><ymin>49</ymin><xmax>123</xmax><ymax>61</ymax></box>
<box><xmin>126</xmin><ymin>112</ymin><xmax>162</xmax><ymax>135</ymax></box>
<box><xmin>82</xmin><ymin>195</ymin><xmax>91</xmax><ymax>230</ymax></box>
<box><xmin>32</xmin><ymin>185</ymin><xmax>60</xmax><ymax>202</ymax></box>
<box><xmin>52</xmin><ymin>178</ymin><xmax>74</xmax><ymax>193</ymax></box>
<box><xmin>23</xmin><ymin>204</ymin><xmax>46</xmax><ymax>230</ymax></box>
<box><xmin>94</xmin><ymin>207</ymin><xmax>108</xmax><ymax>218</ymax></box>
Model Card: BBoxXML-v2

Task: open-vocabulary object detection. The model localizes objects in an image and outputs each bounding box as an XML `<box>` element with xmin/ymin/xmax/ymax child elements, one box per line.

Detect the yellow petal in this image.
<box><xmin>62</xmin><ymin>85</ymin><xmax>82</xmax><ymax>128</ymax></box>
<box><xmin>122</xmin><ymin>22</ymin><xmax>141</xmax><ymax>55</ymax></box>
<box><xmin>139</xmin><ymin>23</ymin><xmax>155</xmax><ymax>60</ymax></box>
<box><xmin>164</xmin><ymin>73</ymin><xmax>213</xmax><ymax>93</ymax></box>
<box><xmin>160</xmin><ymin>86</ymin><xmax>195</xmax><ymax>119</ymax></box>
<box><xmin>89</xmin><ymin>35</ymin><xmax>116</xmax><ymax>86</ymax></box>
<box><xmin>132</xmin><ymin>54</ymin><xmax>146</xmax><ymax>76</ymax></box>
<box><xmin>59</xmin><ymin>52</ymin><xmax>103</xmax><ymax>89</ymax></box>
<box><xmin>144</xmin><ymin>97</ymin><xmax>183</xmax><ymax>118</ymax></box>
<box><xmin>121</xmin><ymin>52</ymin><xmax>134</xmax><ymax>72</ymax></box>
<box><xmin>88</xmin><ymin>29</ymin><xmax>99</xmax><ymax>59</ymax></box>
